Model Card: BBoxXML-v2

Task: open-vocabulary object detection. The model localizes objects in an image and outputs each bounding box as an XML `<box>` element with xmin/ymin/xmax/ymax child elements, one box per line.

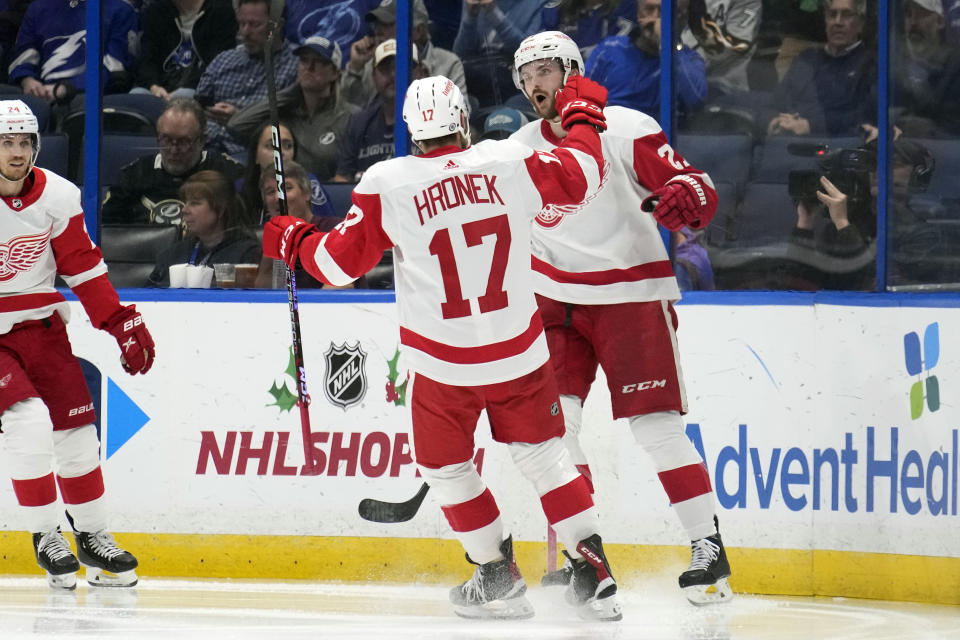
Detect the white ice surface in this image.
<box><xmin>1</xmin><ymin>573</ymin><xmax>957</xmax><ymax>640</ymax></box>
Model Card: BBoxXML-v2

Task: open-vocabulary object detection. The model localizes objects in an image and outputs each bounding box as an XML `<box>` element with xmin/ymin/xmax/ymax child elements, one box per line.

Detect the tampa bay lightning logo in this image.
<box><xmin>291</xmin><ymin>0</ymin><xmax>364</xmax><ymax>55</ymax></box>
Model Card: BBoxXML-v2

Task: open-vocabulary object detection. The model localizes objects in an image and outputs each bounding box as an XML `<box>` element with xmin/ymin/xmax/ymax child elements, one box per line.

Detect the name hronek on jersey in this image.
<box><xmin>413</xmin><ymin>173</ymin><xmax>505</xmax><ymax>225</ymax></box>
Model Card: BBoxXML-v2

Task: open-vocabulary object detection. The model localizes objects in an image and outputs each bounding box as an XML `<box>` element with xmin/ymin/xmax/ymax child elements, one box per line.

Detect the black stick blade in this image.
<box><xmin>358</xmin><ymin>483</ymin><xmax>430</xmax><ymax>523</ymax></box>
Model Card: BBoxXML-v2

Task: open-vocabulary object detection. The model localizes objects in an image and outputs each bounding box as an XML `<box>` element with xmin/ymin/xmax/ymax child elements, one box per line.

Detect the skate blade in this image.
<box><xmin>84</xmin><ymin>566</ymin><xmax>138</xmax><ymax>588</ymax></box>
<box><xmin>540</xmin><ymin>566</ymin><xmax>573</xmax><ymax>587</ymax></box>
<box><xmin>576</xmin><ymin>594</ymin><xmax>623</xmax><ymax>622</ymax></box>
<box><xmin>683</xmin><ymin>577</ymin><xmax>733</xmax><ymax>606</ymax></box>
<box><xmin>453</xmin><ymin>595</ymin><xmax>535</xmax><ymax>620</ymax></box>
<box><xmin>45</xmin><ymin>571</ymin><xmax>77</xmax><ymax>590</ymax></box>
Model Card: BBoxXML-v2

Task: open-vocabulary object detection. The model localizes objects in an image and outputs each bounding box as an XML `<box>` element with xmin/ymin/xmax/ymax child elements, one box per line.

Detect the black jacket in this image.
<box><xmin>101</xmin><ymin>150</ymin><xmax>245</xmax><ymax>225</ymax></box>
<box><xmin>136</xmin><ymin>0</ymin><xmax>238</xmax><ymax>92</ymax></box>
<box><xmin>147</xmin><ymin>228</ymin><xmax>261</xmax><ymax>287</ymax></box>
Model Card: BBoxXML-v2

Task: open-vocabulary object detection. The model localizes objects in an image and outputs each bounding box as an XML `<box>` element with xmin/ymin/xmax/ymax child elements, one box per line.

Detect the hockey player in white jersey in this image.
<box><xmin>0</xmin><ymin>100</ymin><xmax>155</xmax><ymax>589</ymax></box>
<box><xmin>511</xmin><ymin>31</ymin><xmax>732</xmax><ymax>605</ymax></box>
<box><xmin>264</xmin><ymin>74</ymin><xmax>622</xmax><ymax>621</ymax></box>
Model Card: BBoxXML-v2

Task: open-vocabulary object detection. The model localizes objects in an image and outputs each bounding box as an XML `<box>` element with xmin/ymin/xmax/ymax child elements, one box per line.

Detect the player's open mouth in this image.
<box><xmin>534</xmin><ymin>93</ymin><xmax>548</xmax><ymax>107</ymax></box>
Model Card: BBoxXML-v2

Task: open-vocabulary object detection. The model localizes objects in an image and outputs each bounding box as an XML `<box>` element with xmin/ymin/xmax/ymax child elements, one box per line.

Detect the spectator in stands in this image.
<box><xmin>343</xmin><ymin>0</ymin><xmax>470</xmax><ymax>108</ymax></box>
<box><xmin>453</xmin><ymin>0</ymin><xmax>549</xmax><ymax>107</ymax></box>
<box><xmin>134</xmin><ymin>0</ymin><xmax>238</xmax><ymax>101</ymax></box>
<box><xmin>673</xmin><ymin>227</ymin><xmax>715</xmax><ymax>290</ymax></box>
<box><xmin>8</xmin><ymin>0</ymin><xmax>138</xmax><ymax>102</ymax></box>
<box><xmin>238</xmin><ymin>121</ymin><xmax>337</xmax><ymax>225</ymax></box>
<box><xmin>540</xmin><ymin>0</ymin><xmax>636</xmax><ymax>57</ymax></box>
<box><xmin>194</xmin><ymin>0</ymin><xmax>298</xmax><ymax>157</ymax></box>
<box><xmin>894</xmin><ymin>0</ymin><xmax>960</xmax><ymax>136</ymax></box>
<box><xmin>585</xmin><ymin>0</ymin><xmax>707</xmax><ymax>121</ymax></box>
<box><xmin>766</xmin><ymin>0</ymin><xmax>876</xmax><ymax>137</ymax></box>
<box><xmin>229</xmin><ymin>36</ymin><xmax>358</xmax><ymax>181</ymax></box>
<box><xmin>785</xmin><ymin>139</ymin><xmax>941</xmax><ymax>289</ymax></box>
<box><xmin>101</xmin><ymin>98</ymin><xmax>245</xmax><ymax>227</ymax></box>
<box><xmin>478</xmin><ymin>106</ymin><xmax>528</xmax><ymax>140</ymax></box>
<box><xmin>147</xmin><ymin>170</ymin><xmax>261</xmax><ymax>287</ymax></box>
<box><xmin>334</xmin><ymin>39</ymin><xmax>424</xmax><ymax>182</ymax></box>
<box><xmin>255</xmin><ymin>160</ymin><xmax>350</xmax><ymax>289</ymax></box>
<box><xmin>683</xmin><ymin>0</ymin><xmax>761</xmax><ymax>98</ymax></box>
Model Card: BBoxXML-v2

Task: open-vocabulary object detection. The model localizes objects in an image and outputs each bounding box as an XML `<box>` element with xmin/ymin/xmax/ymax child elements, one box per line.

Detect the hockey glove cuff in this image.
<box><xmin>263</xmin><ymin>215</ymin><xmax>320</xmax><ymax>269</ymax></box>
<box><xmin>555</xmin><ymin>75</ymin><xmax>608</xmax><ymax>132</ymax></box>
<box><xmin>105</xmin><ymin>305</ymin><xmax>155</xmax><ymax>375</ymax></box>
<box><xmin>641</xmin><ymin>178</ymin><xmax>710</xmax><ymax>231</ymax></box>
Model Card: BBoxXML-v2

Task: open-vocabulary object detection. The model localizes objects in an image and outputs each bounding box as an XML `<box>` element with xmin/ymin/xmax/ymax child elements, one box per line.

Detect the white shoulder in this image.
<box><xmin>602</xmin><ymin>106</ymin><xmax>664</xmax><ymax>140</ymax></box>
<box><xmin>472</xmin><ymin>138</ymin><xmax>531</xmax><ymax>161</ymax></box>
<box><xmin>509</xmin><ymin>119</ymin><xmax>544</xmax><ymax>146</ymax></box>
<box><xmin>37</xmin><ymin>169</ymin><xmax>82</xmax><ymax>215</ymax></box>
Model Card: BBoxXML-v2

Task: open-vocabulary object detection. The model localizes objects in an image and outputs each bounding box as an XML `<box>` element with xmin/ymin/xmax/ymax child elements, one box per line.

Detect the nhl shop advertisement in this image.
<box><xmin>0</xmin><ymin>299</ymin><xmax>955</xmax><ymax>560</ymax></box>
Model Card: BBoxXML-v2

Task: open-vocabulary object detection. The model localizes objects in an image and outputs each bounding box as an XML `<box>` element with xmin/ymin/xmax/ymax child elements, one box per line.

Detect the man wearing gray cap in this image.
<box><xmin>228</xmin><ymin>35</ymin><xmax>359</xmax><ymax>181</ymax></box>
<box><xmin>343</xmin><ymin>0</ymin><xmax>469</xmax><ymax>109</ymax></box>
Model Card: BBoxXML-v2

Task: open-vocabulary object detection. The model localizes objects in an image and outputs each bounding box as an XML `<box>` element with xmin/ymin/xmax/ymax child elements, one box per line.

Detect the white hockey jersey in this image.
<box><xmin>510</xmin><ymin>106</ymin><xmax>718</xmax><ymax>305</ymax></box>
<box><xmin>297</xmin><ymin>130</ymin><xmax>604</xmax><ymax>385</ymax></box>
<box><xmin>0</xmin><ymin>168</ymin><xmax>122</xmax><ymax>334</ymax></box>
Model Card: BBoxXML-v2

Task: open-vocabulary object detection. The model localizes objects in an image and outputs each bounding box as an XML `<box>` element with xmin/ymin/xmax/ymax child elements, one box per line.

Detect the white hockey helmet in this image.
<box><xmin>513</xmin><ymin>31</ymin><xmax>584</xmax><ymax>97</ymax></box>
<box><xmin>403</xmin><ymin>75</ymin><xmax>470</xmax><ymax>143</ymax></box>
<box><xmin>0</xmin><ymin>99</ymin><xmax>40</xmax><ymax>172</ymax></box>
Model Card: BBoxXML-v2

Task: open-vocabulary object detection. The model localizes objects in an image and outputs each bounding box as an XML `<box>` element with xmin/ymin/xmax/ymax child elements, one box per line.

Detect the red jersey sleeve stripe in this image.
<box><xmin>532</xmin><ymin>256</ymin><xmax>675</xmax><ymax>285</ymax></box>
<box><xmin>399</xmin><ymin>311</ymin><xmax>544</xmax><ymax>365</ymax></box>
<box><xmin>0</xmin><ymin>292</ymin><xmax>64</xmax><ymax>312</ymax></box>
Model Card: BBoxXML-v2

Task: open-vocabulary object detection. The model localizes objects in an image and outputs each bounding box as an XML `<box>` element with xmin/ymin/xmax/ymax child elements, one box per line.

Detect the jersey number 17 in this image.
<box><xmin>429</xmin><ymin>214</ymin><xmax>511</xmax><ymax>320</ymax></box>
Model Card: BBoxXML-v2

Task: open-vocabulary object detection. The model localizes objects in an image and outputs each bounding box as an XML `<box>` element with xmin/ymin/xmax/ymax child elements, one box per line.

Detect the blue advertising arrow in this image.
<box><xmin>106</xmin><ymin>378</ymin><xmax>150</xmax><ymax>459</ymax></box>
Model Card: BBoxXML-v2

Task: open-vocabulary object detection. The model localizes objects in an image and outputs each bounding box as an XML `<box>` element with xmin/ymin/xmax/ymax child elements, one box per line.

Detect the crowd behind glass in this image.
<box><xmin>0</xmin><ymin>0</ymin><xmax>953</xmax><ymax>291</ymax></box>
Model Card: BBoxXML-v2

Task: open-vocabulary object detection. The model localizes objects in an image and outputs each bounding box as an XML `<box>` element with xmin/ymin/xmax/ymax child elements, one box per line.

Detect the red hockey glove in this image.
<box><xmin>555</xmin><ymin>75</ymin><xmax>608</xmax><ymax>132</ymax></box>
<box><xmin>262</xmin><ymin>215</ymin><xmax>319</xmax><ymax>269</ymax></box>
<box><xmin>105</xmin><ymin>305</ymin><xmax>154</xmax><ymax>375</ymax></box>
<box><xmin>641</xmin><ymin>178</ymin><xmax>709</xmax><ymax>231</ymax></box>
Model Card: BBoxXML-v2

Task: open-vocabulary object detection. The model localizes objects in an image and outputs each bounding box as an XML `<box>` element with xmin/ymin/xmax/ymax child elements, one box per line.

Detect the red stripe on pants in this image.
<box><xmin>540</xmin><ymin>475</ymin><xmax>593</xmax><ymax>525</ymax></box>
<box><xmin>11</xmin><ymin>473</ymin><xmax>57</xmax><ymax>507</ymax></box>
<box><xmin>441</xmin><ymin>488</ymin><xmax>500</xmax><ymax>533</ymax></box>
<box><xmin>57</xmin><ymin>467</ymin><xmax>105</xmax><ymax>505</ymax></box>
<box><xmin>575</xmin><ymin>464</ymin><xmax>595</xmax><ymax>494</ymax></box>
<box><xmin>658</xmin><ymin>462</ymin><xmax>712</xmax><ymax>504</ymax></box>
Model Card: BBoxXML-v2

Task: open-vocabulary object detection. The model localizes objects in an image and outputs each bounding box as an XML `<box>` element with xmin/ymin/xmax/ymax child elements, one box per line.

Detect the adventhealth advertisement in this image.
<box><xmin>0</xmin><ymin>300</ymin><xmax>956</xmax><ymax>561</ymax></box>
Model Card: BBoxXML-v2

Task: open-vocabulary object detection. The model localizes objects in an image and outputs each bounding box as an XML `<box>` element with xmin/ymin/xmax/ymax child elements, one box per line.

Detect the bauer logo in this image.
<box><xmin>904</xmin><ymin>322</ymin><xmax>940</xmax><ymax>419</ymax></box>
<box><xmin>324</xmin><ymin>342</ymin><xmax>367</xmax><ymax>409</ymax></box>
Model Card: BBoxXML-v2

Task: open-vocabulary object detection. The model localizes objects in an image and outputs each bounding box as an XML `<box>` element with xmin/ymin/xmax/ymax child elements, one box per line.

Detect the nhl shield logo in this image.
<box><xmin>323</xmin><ymin>342</ymin><xmax>367</xmax><ymax>409</ymax></box>
<box><xmin>11</xmin><ymin>199</ymin><xmax>21</xmax><ymax>209</ymax></box>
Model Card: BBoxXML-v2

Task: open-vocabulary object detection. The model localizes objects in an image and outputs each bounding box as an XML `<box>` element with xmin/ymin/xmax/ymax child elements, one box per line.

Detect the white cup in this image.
<box><xmin>168</xmin><ymin>263</ymin><xmax>188</xmax><ymax>288</ymax></box>
<box><xmin>185</xmin><ymin>264</ymin><xmax>214</xmax><ymax>288</ymax></box>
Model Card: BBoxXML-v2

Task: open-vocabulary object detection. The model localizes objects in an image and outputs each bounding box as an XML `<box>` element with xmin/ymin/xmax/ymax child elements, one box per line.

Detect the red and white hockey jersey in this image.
<box><xmin>0</xmin><ymin>168</ymin><xmax>122</xmax><ymax>334</ymax></box>
<box><xmin>510</xmin><ymin>106</ymin><xmax>718</xmax><ymax>305</ymax></box>
<box><xmin>297</xmin><ymin>131</ymin><xmax>604</xmax><ymax>385</ymax></box>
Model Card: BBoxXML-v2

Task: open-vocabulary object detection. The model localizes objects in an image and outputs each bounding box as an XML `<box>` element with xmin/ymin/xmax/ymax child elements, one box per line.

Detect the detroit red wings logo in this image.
<box><xmin>535</xmin><ymin>159</ymin><xmax>611</xmax><ymax>228</ymax></box>
<box><xmin>0</xmin><ymin>229</ymin><xmax>51</xmax><ymax>281</ymax></box>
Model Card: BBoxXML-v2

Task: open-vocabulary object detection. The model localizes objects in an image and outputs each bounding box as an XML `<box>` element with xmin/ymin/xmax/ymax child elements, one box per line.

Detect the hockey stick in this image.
<box><xmin>358</xmin><ymin>482</ymin><xmax>430</xmax><ymax>523</ymax></box>
<box><xmin>264</xmin><ymin>14</ymin><xmax>314</xmax><ymax>471</ymax></box>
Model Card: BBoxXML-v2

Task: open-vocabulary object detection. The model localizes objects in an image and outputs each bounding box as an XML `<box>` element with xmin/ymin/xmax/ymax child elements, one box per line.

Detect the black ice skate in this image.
<box><xmin>449</xmin><ymin>536</ymin><xmax>534</xmax><ymax>620</ymax></box>
<box><xmin>67</xmin><ymin>513</ymin><xmax>138</xmax><ymax>587</ymax></box>
<box><xmin>565</xmin><ymin>534</ymin><xmax>622</xmax><ymax>621</ymax></box>
<box><xmin>33</xmin><ymin>527</ymin><xmax>79</xmax><ymax>590</ymax></box>
<box><xmin>540</xmin><ymin>557</ymin><xmax>573</xmax><ymax>587</ymax></box>
<box><xmin>679</xmin><ymin>516</ymin><xmax>733</xmax><ymax>606</ymax></box>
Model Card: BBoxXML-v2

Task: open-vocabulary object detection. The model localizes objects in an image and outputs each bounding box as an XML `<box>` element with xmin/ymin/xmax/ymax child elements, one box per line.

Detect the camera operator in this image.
<box><xmin>786</xmin><ymin>139</ymin><xmax>941</xmax><ymax>289</ymax></box>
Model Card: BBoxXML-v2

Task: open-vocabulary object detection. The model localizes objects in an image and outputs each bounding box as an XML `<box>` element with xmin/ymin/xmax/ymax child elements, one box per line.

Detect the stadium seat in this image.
<box><xmin>322</xmin><ymin>182</ymin><xmax>357</xmax><ymax>217</ymax></box>
<box><xmin>676</xmin><ymin>134</ymin><xmax>753</xmax><ymax>194</ymax></box>
<box><xmin>98</xmin><ymin>134</ymin><xmax>158</xmax><ymax>186</ymax></box>
<box><xmin>35</xmin><ymin>133</ymin><xmax>68</xmax><ymax>177</ymax></box>
<box><xmin>58</xmin><ymin>101</ymin><xmax>158</xmax><ymax>183</ymax></box>
<box><xmin>752</xmin><ymin>135</ymin><xmax>863</xmax><ymax>184</ymax></box>
<box><xmin>734</xmin><ymin>182</ymin><xmax>797</xmax><ymax>247</ymax></box>
<box><xmin>100</xmin><ymin>224</ymin><xmax>180</xmax><ymax>288</ymax></box>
